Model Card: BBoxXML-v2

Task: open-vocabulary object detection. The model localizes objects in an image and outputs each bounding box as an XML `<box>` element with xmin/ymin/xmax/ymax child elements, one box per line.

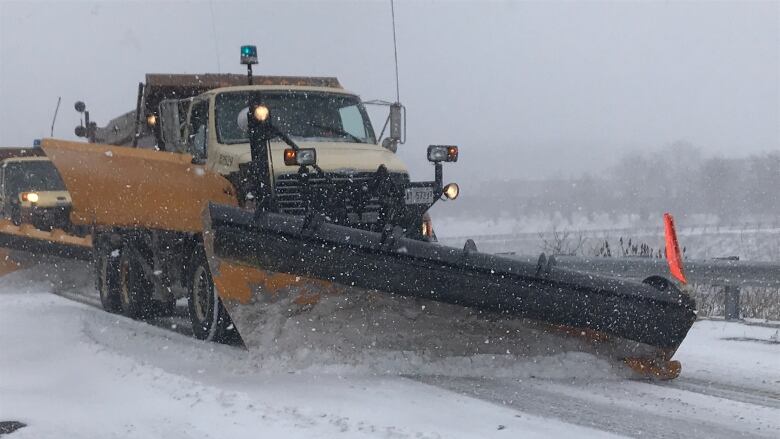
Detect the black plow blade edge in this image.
<box><xmin>206</xmin><ymin>203</ymin><xmax>697</xmax><ymax>352</ymax></box>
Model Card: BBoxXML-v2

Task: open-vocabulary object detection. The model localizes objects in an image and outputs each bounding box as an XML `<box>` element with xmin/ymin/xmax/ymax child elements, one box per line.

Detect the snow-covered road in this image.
<box><xmin>1</xmin><ymin>261</ymin><xmax>778</xmax><ymax>438</ymax></box>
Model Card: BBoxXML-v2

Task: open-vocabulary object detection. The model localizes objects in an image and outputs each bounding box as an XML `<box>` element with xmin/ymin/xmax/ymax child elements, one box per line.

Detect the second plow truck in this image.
<box><xmin>41</xmin><ymin>47</ymin><xmax>696</xmax><ymax>379</ymax></box>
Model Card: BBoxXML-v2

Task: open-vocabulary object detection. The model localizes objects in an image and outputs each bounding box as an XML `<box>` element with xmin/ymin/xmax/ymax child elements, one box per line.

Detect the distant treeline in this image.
<box><xmin>438</xmin><ymin>145</ymin><xmax>780</xmax><ymax>223</ymax></box>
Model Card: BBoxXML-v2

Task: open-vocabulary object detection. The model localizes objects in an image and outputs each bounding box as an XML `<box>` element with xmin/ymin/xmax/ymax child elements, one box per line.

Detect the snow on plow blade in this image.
<box><xmin>205</xmin><ymin>204</ymin><xmax>697</xmax><ymax>379</ymax></box>
<box><xmin>0</xmin><ymin>220</ymin><xmax>92</xmax><ymax>260</ymax></box>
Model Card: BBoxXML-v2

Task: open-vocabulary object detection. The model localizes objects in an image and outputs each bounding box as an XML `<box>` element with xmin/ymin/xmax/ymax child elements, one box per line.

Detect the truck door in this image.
<box><xmin>158</xmin><ymin>99</ymin><xmax>185</xmax><ymax>153</ymax></box>
<box><xmin>186</xmin><ymin>99</ymin><xmax>209</xmax><ymax>163</ymax></box>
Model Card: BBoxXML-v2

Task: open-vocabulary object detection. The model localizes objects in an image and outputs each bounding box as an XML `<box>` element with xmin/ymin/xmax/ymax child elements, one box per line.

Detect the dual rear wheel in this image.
<box><xmin>95</xmin><ymin>242</ymin><xmax>235</xmax><ymax>342</ymax></box>
<box><xmin>96</xmin><ymin>246</ymin><xmax>157</xmax><ymax>318</ymax></box>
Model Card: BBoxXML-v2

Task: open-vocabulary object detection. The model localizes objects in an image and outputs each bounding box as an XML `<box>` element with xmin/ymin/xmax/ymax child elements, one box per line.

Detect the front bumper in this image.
<box><xmin>20</xmin><ymin>205</ymin><xmax>71</xmax><ymax>230</ymax></box>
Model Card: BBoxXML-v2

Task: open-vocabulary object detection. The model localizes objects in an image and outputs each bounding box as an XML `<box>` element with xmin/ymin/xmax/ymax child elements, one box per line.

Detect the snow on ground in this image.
<box><xmin>0</xmin><ymin>267</ymin><xmax>620</xmax><ymax>439</ymax></box>
<box><xmin>1</xmin><ymin>262</ymin><xmax>779</xmax><ymax>438</ymax></box>
<box><xmin>417</xmin><ymin>320</ymin><xmax>780</xmax><ymax>438</ymax></box>
<box><xmin>674</xmin><ymin>320</ymin><xmax>780</xmax><ymax>392</ymax></box>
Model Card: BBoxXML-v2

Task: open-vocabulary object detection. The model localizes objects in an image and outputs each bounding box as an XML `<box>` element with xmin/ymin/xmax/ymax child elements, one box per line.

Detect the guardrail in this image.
<box><xmin>443</xmin><ymin>222</ymin><xmax>780</xmax><ymax>244</ymax></box>
<box><xmin>509</xmin><ymin>254</ymin><xmax>780</xmax><ymax>321</ymax></box>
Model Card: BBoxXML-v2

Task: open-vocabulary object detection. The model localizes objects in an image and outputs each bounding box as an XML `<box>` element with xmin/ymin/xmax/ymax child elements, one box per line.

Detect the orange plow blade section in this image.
<box><xmin>0</xmin><ymin>219</ymin><xmax>92</xmax><ymax>260</ymax></box>
<box><xmin>41</xmin><ymin>139</ymin><xmax>237</xmax><ymax>232</ymax></box>
<box><xmin>0</xmin><ymin>249</ymin><xmax>25</xmax><ymax>276</ymax></box>
<box><xmin>0</xmin><ymin>220</ymin><xmax>91</xmax><ymax>248</ymax></box>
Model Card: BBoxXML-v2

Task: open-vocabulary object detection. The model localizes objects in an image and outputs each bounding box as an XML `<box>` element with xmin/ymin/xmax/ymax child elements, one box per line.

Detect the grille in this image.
<box><xmin>274</xmin><ymin>172</ymin><xmax>399</xmax><ymax>226</ymax></box>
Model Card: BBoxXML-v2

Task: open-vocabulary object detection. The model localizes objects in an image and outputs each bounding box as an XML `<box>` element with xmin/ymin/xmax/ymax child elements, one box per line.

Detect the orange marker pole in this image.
<box><xmin>663</xmin><ymin>213</ymin><xmax>687</xmax><ymax>284</ymax></box>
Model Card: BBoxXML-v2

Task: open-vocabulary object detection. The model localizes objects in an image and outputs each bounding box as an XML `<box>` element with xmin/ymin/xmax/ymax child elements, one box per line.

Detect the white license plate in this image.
<box><xmin>404</xmin><ymin>187</ymin><xmax>434</xmax><ymax>205</ymax></box>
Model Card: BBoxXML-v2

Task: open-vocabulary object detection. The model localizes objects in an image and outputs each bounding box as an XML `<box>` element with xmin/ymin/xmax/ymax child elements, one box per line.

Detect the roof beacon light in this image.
<box><xmin>241</xmin><ymin>45</ymin><xmax>258</xmax><ymax>65</ymax></box>
<box><xmin>241</xmin><ymin>45</ymin><xmax>259</xmax><ymax>85</ymax></box>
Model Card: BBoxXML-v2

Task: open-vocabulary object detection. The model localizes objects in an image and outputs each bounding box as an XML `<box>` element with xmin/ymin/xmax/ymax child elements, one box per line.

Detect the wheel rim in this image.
<box><xmin>193</xmin><ymin>266</ymin><xmax>212</xmax><ymax>324</ymax></box>
<box><xmin>119</xmin><ymin>257</ymin><xmax>131</xmax><ymax>307</ymax></box>
<box><xmin>98</xmin><ymin>256</ymin><xmax>108</xmax><ymax>301</ymax></box>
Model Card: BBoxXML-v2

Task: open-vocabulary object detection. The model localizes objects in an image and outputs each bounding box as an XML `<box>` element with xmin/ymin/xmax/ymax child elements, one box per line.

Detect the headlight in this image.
<box><xmin>146</xmin><ymin>114</ymin><xmax>157</xmax><ymax>127</ymax></box>
<box><xmin>22</xmin><ymin>192</ymin><xmax>39</xmax><ymax>203</ymax></box>
<box><xmin>252</xmin><ymin>105</ymin><xmax>270</xmax><ymax>122</ymax></box>
<box><xmin>427</xmin><ymin>145</ymin><xmax>458</xmax><ymax>163</ymax></box>
<box><xmin>442</xmin><ymin>183</ymin><xmax>459</xmax><ymax>200</ymax></box>
<box><xmin>283</xmin><ymin>148</ymin><xmax>317</xmax><ymax>166</ymax></box>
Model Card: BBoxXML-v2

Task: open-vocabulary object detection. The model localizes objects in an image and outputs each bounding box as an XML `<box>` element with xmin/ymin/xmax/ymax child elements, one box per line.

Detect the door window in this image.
<box><xmin>339</xmin><ymin>105</ymin><xmax>368</xmax><ymax>139</ymax></box>
<box><xmin>188</xmin><ymin>100</ymin><xmax>210</xmax><ymax>160</ymax></box>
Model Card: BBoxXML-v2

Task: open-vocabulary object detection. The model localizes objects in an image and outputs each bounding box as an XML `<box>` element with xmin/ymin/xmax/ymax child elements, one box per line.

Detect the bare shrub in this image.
<box><xmin>689</xmin><ymin>284</ymin><xmax>780</xmax><ymax>320</ymax></box>
<box><xmin>538</xmin><ymin>228</ymin><xmax>587</xmax><ymax>256</ymax></box>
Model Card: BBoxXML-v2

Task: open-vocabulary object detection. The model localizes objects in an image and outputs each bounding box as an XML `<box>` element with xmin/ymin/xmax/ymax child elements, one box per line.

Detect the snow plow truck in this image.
<box><xmin>15</xmin><ymin>46</ymin><xmax>694</xmax><ymax>379</ymax></box>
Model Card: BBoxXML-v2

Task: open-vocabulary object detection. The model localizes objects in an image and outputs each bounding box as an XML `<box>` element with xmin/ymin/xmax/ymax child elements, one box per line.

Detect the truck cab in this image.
<box><xmin>0</xmin><ymin>157</ymin><xmax>72</xmax><ymax>230</ymax></box>
<box><xmin>77</xmin><ymin>67</ymin><xmax>455</xmax><ymax>239</ymax></box>
<box><xmin>171</xmin><ymin>84</ymin><xmax>416</xmax><ymax>228</ymax></box>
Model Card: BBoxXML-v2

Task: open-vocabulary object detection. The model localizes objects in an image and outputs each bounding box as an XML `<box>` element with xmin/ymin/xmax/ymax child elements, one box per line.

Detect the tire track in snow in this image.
<box><xmin>658</xmin><ymin>377</ymin><xmax>780</xmax><ymax>409</ymax></box>
<box><xmin>410</xmin><ymin>375</ymin><xmax>779</xmax><ymax>439</ymax></box>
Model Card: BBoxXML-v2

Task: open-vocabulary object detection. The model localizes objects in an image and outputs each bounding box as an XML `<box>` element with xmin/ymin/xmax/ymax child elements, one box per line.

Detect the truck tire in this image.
<box><xmin>96</xmin><ymin>248</ymin><xmax>122</xmax><ymax>313</ymax></box>
<box><xmin>188</xmin><ymin>248</ymin><xmax>235</xmax><ymax>342</ymax></box>
<box><xmin>153</xmin><ymin>298</ymin><xmax>176</xmax><ymax>317</ymax></box>
<box><xmin>117</xmin><ymin>246</ymin><xmax>153</xmax><ymax>319</ymax></box>
<box><xmin>10</xmin><ymin>204</ymin><xmax>21</xmax><ymax>226</ymax></box>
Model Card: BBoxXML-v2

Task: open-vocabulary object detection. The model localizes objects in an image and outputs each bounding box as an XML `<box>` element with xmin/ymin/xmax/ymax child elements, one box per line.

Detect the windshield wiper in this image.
<box><xmin>308</xmin><ymin>123</ymin><xmax>365</xmax><ymax>143</ymax></box>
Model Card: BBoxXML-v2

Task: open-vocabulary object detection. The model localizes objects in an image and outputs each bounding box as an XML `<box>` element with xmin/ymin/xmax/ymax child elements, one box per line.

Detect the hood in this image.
<box><xmin>210</xmin><ymin>141</ymin><xmax>408</xmax><ymax>177</ymax></box>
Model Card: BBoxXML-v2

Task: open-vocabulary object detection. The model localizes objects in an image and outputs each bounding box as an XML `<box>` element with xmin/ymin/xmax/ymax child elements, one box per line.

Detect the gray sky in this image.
<box><xmin>1</xmin><ymin>0</ymin><xmax>778</xmax><ymax>182</ymax></box>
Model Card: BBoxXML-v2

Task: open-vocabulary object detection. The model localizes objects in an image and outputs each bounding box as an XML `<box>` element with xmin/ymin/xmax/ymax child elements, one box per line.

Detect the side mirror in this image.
<box><xmin>382</xmin><ymin>137</ymin><xmax>397</xmax><ymax>153</ymax></box>
<box><xmin>74</xmin><ymin>101</ymin><xmax>86</xmax><ymax>113</ymax></box>
<box><xmin>389</xmin><ymin>103</ymin><xmax>404</xmax><ymax>142</ymax></box>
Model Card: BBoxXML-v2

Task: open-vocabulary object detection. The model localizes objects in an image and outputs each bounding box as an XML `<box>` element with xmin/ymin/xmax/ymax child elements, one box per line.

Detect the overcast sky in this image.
<box><xmin>0</xmin><ymin>0</ymin><xmax>778</xmax><ymax>182</ymax></box>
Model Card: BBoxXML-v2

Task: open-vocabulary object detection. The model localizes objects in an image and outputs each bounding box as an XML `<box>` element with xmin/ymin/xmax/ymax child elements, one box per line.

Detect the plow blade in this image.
<box><xmin>205</xmin><ymin>204</ymin><xmax>697</xmax><ymax>379</ymax></box>
<box><xmin>41</xmin><ymin>139</ymin><xmax>237</xmax><ymax>232</ymax></box>
<box><xmin>0</xmin><ymin>220</ymin><xmax>92</xmax><ymax>260</ymax></box>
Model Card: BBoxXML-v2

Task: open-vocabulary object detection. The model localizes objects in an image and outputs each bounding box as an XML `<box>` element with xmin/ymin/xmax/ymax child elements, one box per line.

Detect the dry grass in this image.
<box><xmin>689</xmin><ymin>284</ymin><xmax>780</xmax><ymax>320</ymax></box>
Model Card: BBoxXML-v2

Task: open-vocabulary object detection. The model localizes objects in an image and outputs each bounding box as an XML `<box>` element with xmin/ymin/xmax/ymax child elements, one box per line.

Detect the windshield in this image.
<box><xmin>215</xmin><ymin>91</ymin><xmax>376</xmax><ymax>145</ymax></box>
<box><xmin>4</xmin><ymin>161</ymin><xmax>65</xmax><ymax>194</ymax></box>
